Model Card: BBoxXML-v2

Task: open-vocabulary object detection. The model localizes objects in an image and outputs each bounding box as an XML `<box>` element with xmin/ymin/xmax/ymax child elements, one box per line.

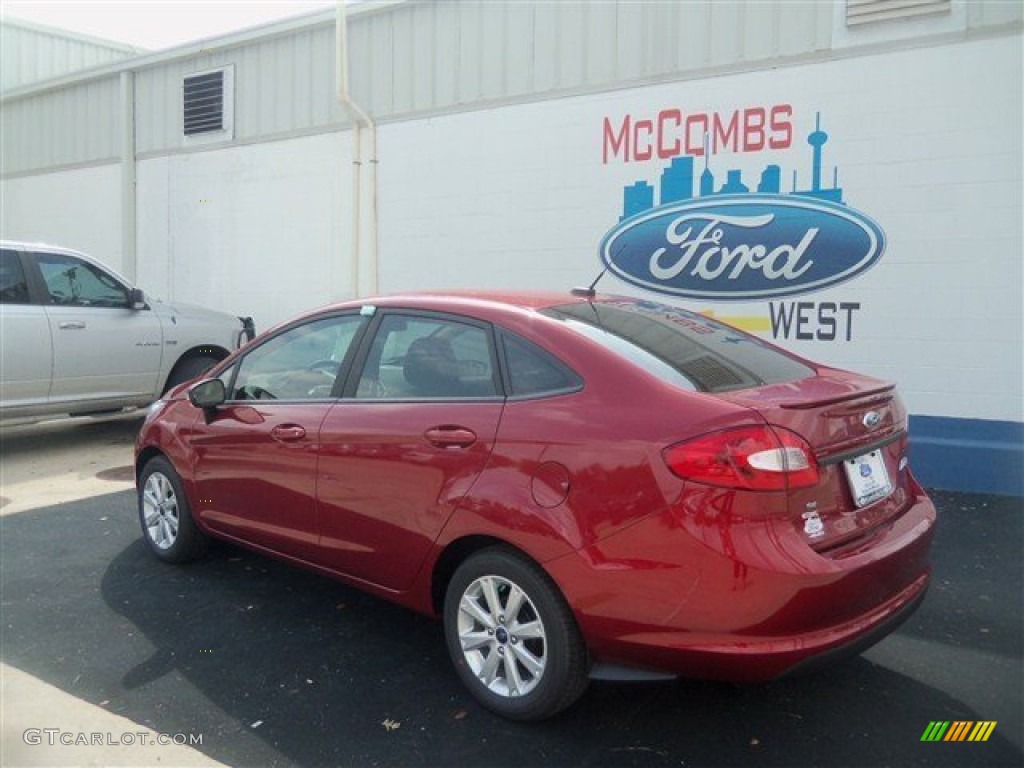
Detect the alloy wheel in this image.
<box><xmin>142</xmin><ymin>471</ymin><xmax>179</xmax><ymax>550</ymax></box>
<box><xmin>456</xmin><ymin>574</ymin><xmax>548</xmax><ymax>698</ymax></box>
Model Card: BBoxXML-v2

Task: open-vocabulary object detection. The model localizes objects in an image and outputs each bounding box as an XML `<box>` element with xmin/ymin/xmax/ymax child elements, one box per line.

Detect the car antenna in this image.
<box><xmin>573</xmin><ymin>241</ymin><xmax>626</xmax><ymax>299</ymax></box>
<box><xmin>570</xmin><ymin>269</ymin><xmax>606</xmax><ymax>298</ymax></box>
<box><xmin>573</xmin><ymin>243</ymin><xmax>626</xmax><ymax>296</ymax></box>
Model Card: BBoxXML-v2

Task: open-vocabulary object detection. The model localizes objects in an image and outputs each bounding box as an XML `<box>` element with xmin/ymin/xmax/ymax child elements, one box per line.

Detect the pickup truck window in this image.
<box><xmin>0</xmin><ymin>250</ymin><xmax>30</xmax><ymax>304</ymax></box>
<box><xmin>35</xmin><ymin>253</ymin><xmax>129</xmax><ymax>308</ymax></box>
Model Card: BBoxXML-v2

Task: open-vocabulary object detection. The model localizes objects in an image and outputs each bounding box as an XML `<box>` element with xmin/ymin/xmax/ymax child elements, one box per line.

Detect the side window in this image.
<box><xmin>0</xmin><ymin>250</ymin><xmax>30</xmax><ymax>304</ymax></box>
<box><xmin>502</xmin><ymin>334</ymin><xmax>582</xmax><ymax>397</ymax></box>
<box><xmin>229</xmin><ymin>315</ymin><xmax>364</xmax><ymax>401</ymax></box>
<box><xmin>355</xmin><ymin>315</ymin><xmax>498</xmax><ymax>399</ymax></box>
<box><xmin>35</xmin><ymin>253</ymin><xmax>129</xmax><ymax>308</ymax></box>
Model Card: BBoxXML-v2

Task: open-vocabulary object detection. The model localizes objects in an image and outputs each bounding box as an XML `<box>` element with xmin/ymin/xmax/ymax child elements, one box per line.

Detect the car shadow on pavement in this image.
<box><xmin>1</xmin><ymin>488</ymin><xmax>1021</xmax><ymax>767</ymax></box>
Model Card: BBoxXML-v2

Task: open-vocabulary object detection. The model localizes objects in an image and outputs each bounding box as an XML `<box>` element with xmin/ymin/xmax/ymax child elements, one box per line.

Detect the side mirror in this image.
<box><xmin>188</xmin><ymin>378</ymin><xmax>226</xmax><ymax>410</ymax></box>
<box><xmin>129</xmin><ymin>288</ymin><xmax>147</xmax><ymax>310</ymax></box>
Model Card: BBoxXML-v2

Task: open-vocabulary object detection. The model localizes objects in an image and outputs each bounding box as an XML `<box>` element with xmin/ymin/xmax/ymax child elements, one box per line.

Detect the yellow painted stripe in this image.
<box><xmin>976</xmin><ymin>721</ymin><xmax>997</xmax><ymax>742</ymax></box>
<box><xmin>698</xmin><ymin>310</ymin><xmax>772</xmax><ymax>333</ymax></box>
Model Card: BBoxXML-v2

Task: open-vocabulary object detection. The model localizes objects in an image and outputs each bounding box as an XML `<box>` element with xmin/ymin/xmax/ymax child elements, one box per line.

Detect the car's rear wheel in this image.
<box><xmin>138</xmin><ymin>457</ymin><xmax>208</xmax><ymax>563</ymax></box>
<box><xmin>443</xmin><ymin>548</ymin><xmax>589</xmax><ymax>720</ymax></box>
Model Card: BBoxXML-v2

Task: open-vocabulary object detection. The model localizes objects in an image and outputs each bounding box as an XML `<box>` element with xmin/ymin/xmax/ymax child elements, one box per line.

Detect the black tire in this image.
<box><xmin>164</xmin><ymin>354</ymin><xmax>220</xmax><ymax>392</ymax></box>
<box><xmin>443</xmin><ymin>548</ymin><xmax>589</xmax><ymax>721</ymax></box>
<box><xmin>138</xmin><ymin>456</ymin><xmax>208</xmax><ymax>563</ymax></box>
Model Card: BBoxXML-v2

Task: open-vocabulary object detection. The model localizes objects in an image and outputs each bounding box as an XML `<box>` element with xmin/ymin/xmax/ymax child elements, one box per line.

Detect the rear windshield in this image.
<box><xmin>543</xmin><ymin>299</ymin><xmax>814</xmax><ymax>393</ymax></box>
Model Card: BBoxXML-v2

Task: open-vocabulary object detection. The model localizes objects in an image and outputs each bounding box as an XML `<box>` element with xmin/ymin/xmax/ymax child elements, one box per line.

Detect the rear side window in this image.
<box><xmin>355</xmin><ymin>315</ymin><xmax>499</xmax><ymax>400</ymax></box>
<box><xmin>544</xmin><ymin>299</ymin><xmax>813</xmax><ymax>393</ymax></box>
<box><xmin>501</xmin><ymin>333</ymin><xmax>582</xmax><ymax>397</ymax></box>
<box><xmin>0</xmin><ymin>250</ymin><xmax>30</xmax><ymax>304</ymax></box>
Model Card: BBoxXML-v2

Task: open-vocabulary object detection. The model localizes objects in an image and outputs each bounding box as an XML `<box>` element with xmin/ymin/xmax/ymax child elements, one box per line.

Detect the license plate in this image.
<box><xmin>843</xmin><ymin>450</ymin><xmax>893</xmax><ymax>507</ymax></box>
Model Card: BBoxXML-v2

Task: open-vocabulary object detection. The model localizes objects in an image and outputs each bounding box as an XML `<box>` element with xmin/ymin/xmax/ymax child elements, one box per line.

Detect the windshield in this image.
<box><xmin>543</xmin><ymin>299</ymin><xmax>814</xmax><ymax>393</ymax></box>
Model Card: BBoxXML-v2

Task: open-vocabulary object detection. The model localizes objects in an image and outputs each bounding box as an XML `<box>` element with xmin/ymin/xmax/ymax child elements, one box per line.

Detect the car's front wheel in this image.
<box><xmin>443</xmin><ymin>548</ymin><xmax>589</xmax><ymax>720</ymax></box>
<box><xmin>138</xmin><ymin>457</ymin><xmax>208</xmax><ymax>563</ymax></box>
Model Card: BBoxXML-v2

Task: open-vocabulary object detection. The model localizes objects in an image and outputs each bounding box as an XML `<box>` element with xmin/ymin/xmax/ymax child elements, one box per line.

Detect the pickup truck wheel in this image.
<box><xmin>165</xmin><ymin>355</ymin><xmax>220</xmax><ymax>392</ymax></box>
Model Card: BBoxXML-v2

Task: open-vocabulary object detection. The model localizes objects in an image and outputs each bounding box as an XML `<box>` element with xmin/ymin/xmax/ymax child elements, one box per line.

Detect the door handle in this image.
<box><xmin>271</xmin><ymin>424</ymin><xmax>307</xmax><ymax>442</ymax></box>
<box><xmin>58</xmin><ymin>321</ymin><xmax>87</xmax><ymax>330</ymax></box>
<box><xmin>424</xmin><ymin>426</ymin><xmax>477</xmax><ymax>448</ymax></box>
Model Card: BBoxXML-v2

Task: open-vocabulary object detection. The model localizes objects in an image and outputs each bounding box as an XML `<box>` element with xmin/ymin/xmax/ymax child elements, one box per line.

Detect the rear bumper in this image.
<box><xmin>582</xmin><ymin>571</ymin><xmax>929</xmax><ymax>683</ymax></box>
<box><xmin>779</xmin><ymin>573</ymin><xmax>928</xmax><ymax>679</ymax></box>
<box><xmin>545</xmin><ymin>490</ymin><xmax>936</xmax><ymax>682</ymax></box>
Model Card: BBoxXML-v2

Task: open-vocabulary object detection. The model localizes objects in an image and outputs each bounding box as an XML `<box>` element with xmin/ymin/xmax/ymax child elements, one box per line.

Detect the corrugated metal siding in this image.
<box><xmin>345</xmin><ymin>0</ymin><xmax>834</xmax><ymax>119</ymax></box>
<box><xmin>0</xmin><ymin>76</ymin><xmax>120</xmax><ymax>174</ymax></box>
<box><xmin>3</xmin><ymin>0</ymin><xmax>1020</xmax><ymax>173</ymax></box>
<box><xmin>131</xmin><ymin>0</ymin><xmax>837</xmax><ymax>150</ymax></box>
<box><xmin>846</xmin><ymin>0</ymin><xmax>952</xmax><ymax>27</ymax></box>
<box><xmin>1</xmin><ymin>22</ymin><xmax>136</xmax><ymax>92</ymax></box>
<box><xmin>135</xmin><ymin>22</ymin><xmax>343</xmax><ymax>155</ymax></box>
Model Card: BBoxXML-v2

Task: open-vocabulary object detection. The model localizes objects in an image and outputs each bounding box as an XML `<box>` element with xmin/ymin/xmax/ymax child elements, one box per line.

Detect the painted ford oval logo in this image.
<box><xmin>599</xmin><ymin>195</ymin><xmax>886</xmax><ymax>301</ymax></box>
<box><xmin>863</xmin><ymin>410</ymin><xmax>882</xmax><ymax>429</ymax></box>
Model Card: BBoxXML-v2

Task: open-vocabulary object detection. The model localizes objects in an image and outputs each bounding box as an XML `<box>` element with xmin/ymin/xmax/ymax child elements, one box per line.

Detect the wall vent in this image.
<box><xmin>183</xmin><ymin>66</ymin><xmax>233</xmax><ymax>138</ymax></box>
<box><xmin>847</xmin><ymin>0</ymin><xmax>951</xmax><ymax>26</ymax></box>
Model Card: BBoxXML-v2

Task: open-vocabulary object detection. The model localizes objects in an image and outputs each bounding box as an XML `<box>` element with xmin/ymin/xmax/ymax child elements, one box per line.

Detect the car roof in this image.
<box><xmin>1</xmin><ymin>240</ymin><xmax>136</xmax><ymax>287</ymax></box>
<box><xmin>301</xmin><ymin>290</ymin><xmax>604</xmax><ymax>318</ymax></box>
<box><xmin>257</xmin><ymin>290</ymin><xmax>618</xmax><ymax>338</ymax></box>
<box><xmin>1</xmin><ymin>239</ymin><xmax>87</xmax><ymax>257</ymax></box>
<box><xmin>374</xmin><ymin>290</ymin><xmax>595</xmax><ymax>310</ymax></box>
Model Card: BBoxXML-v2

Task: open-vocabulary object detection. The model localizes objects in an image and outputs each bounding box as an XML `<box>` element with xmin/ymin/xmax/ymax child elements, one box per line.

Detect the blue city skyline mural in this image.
<box><xmin>621</xmin><ymin>113</ymin><xmax>844</xmax><ymax>221</ymax></box>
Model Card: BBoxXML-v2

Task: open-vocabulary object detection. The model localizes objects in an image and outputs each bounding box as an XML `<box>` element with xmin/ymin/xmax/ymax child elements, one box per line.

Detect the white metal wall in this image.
<box><xmin>377</xmin><ymin>33</ymin><xmax>1023</xmax><ymax>424</ymax></box>
<box><xmin>0</xmin><ymin>164</ymin><xmax>122</xmax><ymax>269</ymax></box>
<box><xmin>134</xmin><ymin>132</ymin><xmax>349</xmax><ymax>324</ymax></box>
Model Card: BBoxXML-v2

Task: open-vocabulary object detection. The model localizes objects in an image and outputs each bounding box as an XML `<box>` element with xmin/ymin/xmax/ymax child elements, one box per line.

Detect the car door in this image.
<box><xmin>0</xmin><ymin>248</ymin><xmax>52</xmax><ymax>415</ymax></box>
<box><xmin>315</xmin><ymin>311</ymin><xmax>505</xmax><ymax>591</ymax></box>
<box><xmin>188</xmin><ymin>313</ymin><xmax>367</xmax><ymax>560</ymax></box>
<box><xmin>30</xmin><ymin>250</ymin><xmax>163</xmax><ymax>405</ymax></box>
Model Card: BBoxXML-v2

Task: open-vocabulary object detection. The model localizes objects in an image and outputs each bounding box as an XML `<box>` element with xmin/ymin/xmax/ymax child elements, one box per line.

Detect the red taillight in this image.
<box><xmin>663</xmin><ymin>425</ymin><xmax>819</xmax><ymax>491</ymax></box>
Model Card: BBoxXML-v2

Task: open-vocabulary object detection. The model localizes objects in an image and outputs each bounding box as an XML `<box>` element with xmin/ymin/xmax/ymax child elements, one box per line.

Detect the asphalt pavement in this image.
<box><xmin>1</xmin><ymin>416</ymin><xmax>1021</xmax><ymax>767</ymax></box>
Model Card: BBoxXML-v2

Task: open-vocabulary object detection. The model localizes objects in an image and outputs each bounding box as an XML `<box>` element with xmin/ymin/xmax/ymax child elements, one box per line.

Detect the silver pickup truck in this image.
<box><xmin>1</xmin><ymin>240</ymin><xmax>254</xmax><ymax>423</ymax></box>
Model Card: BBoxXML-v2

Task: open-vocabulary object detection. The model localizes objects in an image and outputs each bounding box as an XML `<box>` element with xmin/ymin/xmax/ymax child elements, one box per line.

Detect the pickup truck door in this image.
<box><xmin>30</xmin><ymin>251</ymin><xmax>163</xmax><ymax>405</ymax></box>
<box><xmin>0</xmin><ymin>248</ymin><xmax>52</xmax><ymax>412</ymax></box>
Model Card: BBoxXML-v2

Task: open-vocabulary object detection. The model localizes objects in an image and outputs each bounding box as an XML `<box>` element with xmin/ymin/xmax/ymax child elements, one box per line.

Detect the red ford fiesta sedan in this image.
<box><xmin>135</xmin><ymin>292</ymin><xmax>935</xmax><ymax>720</ymax></box>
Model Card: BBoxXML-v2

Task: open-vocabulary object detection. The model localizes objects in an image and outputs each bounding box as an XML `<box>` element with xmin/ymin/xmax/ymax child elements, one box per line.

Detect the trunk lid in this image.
<box><xmin>719</xmin><ymin>368</ymin><xmax>914</xmax><ymax>551</ymax></box>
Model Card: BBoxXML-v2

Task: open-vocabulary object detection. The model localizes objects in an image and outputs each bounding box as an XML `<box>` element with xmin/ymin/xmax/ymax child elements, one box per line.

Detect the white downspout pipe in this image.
<box><xmin>120</xmin><ymin>70</ymin><xmax>137</xmax><ymax>283</ymax></box>
<box><xmin>335</xmin><ymin>1</ymin><xmax>379</xmax><ymax>297</ymax></box>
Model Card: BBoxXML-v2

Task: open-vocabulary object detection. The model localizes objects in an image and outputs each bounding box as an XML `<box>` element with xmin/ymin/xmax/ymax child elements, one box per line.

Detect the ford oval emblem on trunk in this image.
<box><xmin>599</xmin><ymin>195</ymin><xmax>886</xmax><ymax>301</ymax></box>
<box><xmin>863</xmin><ymin>411</ymin><xmax>882</xmax><ymax>429</ymax></box>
